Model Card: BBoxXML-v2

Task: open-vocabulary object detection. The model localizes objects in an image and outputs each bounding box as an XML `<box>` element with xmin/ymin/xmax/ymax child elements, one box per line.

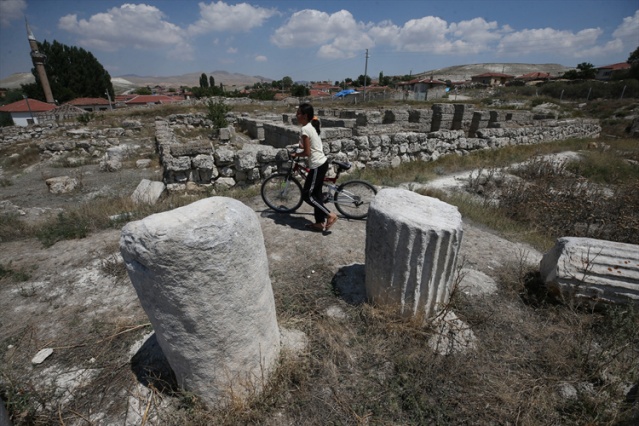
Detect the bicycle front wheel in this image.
<box><xmin>334</xmin><ymin>180</ymin><xmax>377</xmax><ymax>219</ymax></box>
<box><xmin>261</xmin><ymin>173</ymin><xmax>303</xmax><ymax>213</ymax></box>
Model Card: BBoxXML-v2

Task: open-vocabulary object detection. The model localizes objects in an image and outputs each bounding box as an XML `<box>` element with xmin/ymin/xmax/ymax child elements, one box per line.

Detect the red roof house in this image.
<box><xmin>66</xmin><ymin>97</ymin><xmax>112</xmax><ymax>112</ymax></box>
<box><xmin>125</xmin><ymin>95</ymin><xmax>180</xmax><ymax>106</ymax></box>
<box><xmin>0</xmin><ymin>98</ymin><xmax>56</xmax><ymax>126</ymax></box>
<box><xmin>596</xmin><ymin>62</ymin><xmax>631</xmax><ymax>81</ymax></box>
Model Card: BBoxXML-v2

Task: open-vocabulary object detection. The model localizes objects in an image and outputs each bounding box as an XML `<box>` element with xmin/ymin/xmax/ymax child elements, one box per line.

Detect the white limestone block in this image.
<box><xmin>540</xmin><ymin>237</ymin><xmax>639</xmax><ymax>307</ymax></box>
<box><xmin>130</xmin><ymin>179</ymin><xmax>165</xmax><ymax>205</ymax></box>
<box><xmin>120</xmin><ymin>197</ymin><xmax>280</xmax><ymax>408</ymax></box>
<box><xmin>365</xmin><ymin>188</ymin><xmax>463</xmax><ymax>319</ymax></box>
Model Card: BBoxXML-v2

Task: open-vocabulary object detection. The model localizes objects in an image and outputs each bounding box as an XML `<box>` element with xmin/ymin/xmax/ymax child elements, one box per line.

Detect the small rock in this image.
<box><xmin>32</xmin><ymin>348</ymin><xmax>53</xmax><ymax>364</ymax></box>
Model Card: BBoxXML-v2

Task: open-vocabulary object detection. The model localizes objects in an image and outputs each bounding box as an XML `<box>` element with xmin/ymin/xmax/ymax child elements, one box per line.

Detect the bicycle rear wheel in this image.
<box><xmin>261</xmin><ymin>173</ymin><xmax>303</xmax><ymax>213</ymax></box>
<box><xmin>334</xmin><ymin>180</ymin><xmax>377</xmax><ymax>219</ymax></box>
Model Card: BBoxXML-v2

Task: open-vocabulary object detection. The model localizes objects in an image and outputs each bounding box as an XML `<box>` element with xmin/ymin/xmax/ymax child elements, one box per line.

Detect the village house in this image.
<box><xmin>397</xmin><ymin>77</ymin><xmax>447</xmax><ymax>101</ymax></box>
<box><xmin>0</xmin><ymin>98</ymin><xmax>55</xmax><ymax>126</ymax></box>
<box><xmin>595</xmin><ymin>62</ymin><xmax>631</xmax><ymax>81</ymax></box>
<box><xmin>124</xmin><ymin>94</ymin><xmax>182</xmax><ymax>107</ymax></box>
<box><xmin>470</xmin><ymin>72</ymin><xmax>514</xmax><ymax>86</ymax></box>
<box><xmin>66</xmin><ymin>97</ymin><xmax>112</xmax><ymax>112</ymax></box>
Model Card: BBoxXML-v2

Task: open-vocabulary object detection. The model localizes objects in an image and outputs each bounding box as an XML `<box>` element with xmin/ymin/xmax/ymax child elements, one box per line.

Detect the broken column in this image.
<box><xmin>540</xmin><ymin>237</ymin><xmax>639</xmax><ymax>308</ymax></box>
<box><xmin>120</xmin><ymin>197</ymin><xmax>280</xmax><ymax>407</ymax></box>
<box><xmin>365</xmin><ymin>188</ymin><xmax>463</xmax><ymax>320</ymax></box>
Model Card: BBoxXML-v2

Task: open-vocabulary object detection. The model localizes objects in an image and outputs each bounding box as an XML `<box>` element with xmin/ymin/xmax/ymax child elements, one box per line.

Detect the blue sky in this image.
<box><xmin>0</xmin><ymin>0</ymin><xmax>637</xmax><ymax>82</ymax></box>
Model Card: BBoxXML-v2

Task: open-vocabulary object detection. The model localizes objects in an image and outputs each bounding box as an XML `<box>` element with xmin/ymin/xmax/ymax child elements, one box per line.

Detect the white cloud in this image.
<box><xmin>227</xmin><ymin>47</ymin><xmax>237</xmax><ymax>54</ymax></box>
<box><xmin>612</xmin><ymin>9</ymin><xmax>639</xmax><ymax>53</ymax></box>
<box><xmin>58</xmin><ymin>4</ymin><xmax>188</xmax><ymax>53</ymax></box>
<box><xmin>272</xmin><ymin>11</ymin><xmax>505</xmax><ymax>58</ymax></box>
<box><xmin>271</xmin><ymin>9</ymin><xmax>373</xmax><ymax>58</ymax></box>
<box><xmin>255</xmin><ymin>55</ymin><xmax>267</xmax><ymax>62</ymax></box>
<box><xmin>0</xmin><ymin>0</ymin><xmax>27</xmax><ymax>27</ymax></box>
<box><xmin>497</xmin><ymin>27</ymin><xmax>602</xmax><ymax>57</ymax></box>
<box><xmin>188</xmin><ymin>1</ymin><xmax>276</xmax><ymax>35</ymax></box>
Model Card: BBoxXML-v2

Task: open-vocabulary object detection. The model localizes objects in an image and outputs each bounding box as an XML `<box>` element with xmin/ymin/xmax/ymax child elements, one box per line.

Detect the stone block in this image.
<box><xmin>365</xmin><ymin>188</ymin><xmax>463</xmax><ymax>319</ymax></box>
<box><xmin>120</xmin><ymin>197</ymin><xmax>280</xmax><ymax>408</ymax></box>
<box><xmin>540</xmin><ymin>237</ymin><xmax>639</xmax><ymax>308</ymax></box>
<box><xmin>131</xmin><ymin>179</ymin><xmax>165</xmax><ymax>205</ymax></box>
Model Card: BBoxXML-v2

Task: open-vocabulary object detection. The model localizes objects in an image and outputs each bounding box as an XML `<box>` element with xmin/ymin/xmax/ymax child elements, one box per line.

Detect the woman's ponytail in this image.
<box><xmin>298</xmin><ymin>103</ymin><xmax>321</xmax><ymax>135</ymax></box>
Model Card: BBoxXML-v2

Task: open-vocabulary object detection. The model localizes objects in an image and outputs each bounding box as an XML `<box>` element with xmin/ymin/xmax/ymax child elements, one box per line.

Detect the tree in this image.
<box><xmin>628</xmin><ymin>46</ymin><xmax>639</xmax><ymax>80</ymax></box>
<box><xmin>200</xmin><ymin>73</ymin><xmax>209</xmax><ymax>88</ymax></box>
<box><xmin>209</xmin><ymin>75</ymin><xmax>215</xmax><ymax>88</ymax></box>
<box><xmin>282</xmin><ymin>76</ymin><xmax>293</xmax><ymax>91</ymax></box>
<box><xmin>21</xmin><ymin>40</ymin><xmax>114</xmax><ymax>104</ymax></box>
<box><xmin>576</xmin><ymin>62</ymin><xmax>596</xmax><ymax>79</ymax></box>
<box><xmin>356</xmin><ymin>74</ymin><xmax>372</xmax><ymax>87</ymax></box>
<box><xmin>291</xmin><ymin>84</ymin><xmax>309</xmax><ymax>97</ymax></box>
<box><xmin>134</xmin><ymin>87</ymin><xmax>152</xmax><ymax>95</ymax></box>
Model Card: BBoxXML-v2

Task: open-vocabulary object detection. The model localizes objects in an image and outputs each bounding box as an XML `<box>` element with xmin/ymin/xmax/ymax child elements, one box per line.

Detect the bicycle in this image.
<box><xmin>260</xmin><ymin>151</ymin><xmax>377</xmax><ymax>220</ymax></box>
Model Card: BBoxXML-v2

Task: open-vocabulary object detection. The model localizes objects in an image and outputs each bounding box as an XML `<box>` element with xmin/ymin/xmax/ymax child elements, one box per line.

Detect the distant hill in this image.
<box><xmin>0</xmin><ymin>72</ymin><xmax>34</xmax><ymax>89</ymax></box>
<box><xmin>0</xmin><ymin>71</ymin><xmax>272</xmax><ymax>94</ymax></box>
<box><xmin>114</xmin><ymin>71</ymin><xmax>272</xmax><ymax>93</ymax></box>
<box><xmin>413</xmin><ymin>63</ymin><xmax>573</xmax><ymax>82</ymax></box>
<box><xmin>1</xmin><ymin>64</ymin><xmax>574</xmax><ymax>94</ymax></box>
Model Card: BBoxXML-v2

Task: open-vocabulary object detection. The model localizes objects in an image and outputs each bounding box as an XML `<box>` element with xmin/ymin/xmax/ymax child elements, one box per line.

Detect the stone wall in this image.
<box><xmin>158</xmin><ymin>104</ymin><xmax>601</xmax><ymax>190</ymax></box>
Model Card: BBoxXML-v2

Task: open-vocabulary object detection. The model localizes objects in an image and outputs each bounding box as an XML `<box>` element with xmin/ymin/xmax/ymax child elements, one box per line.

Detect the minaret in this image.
<box><xmin>26</xmin><ymin>18</ymin><xmax>54</xmax><ymax>104</ymax></box>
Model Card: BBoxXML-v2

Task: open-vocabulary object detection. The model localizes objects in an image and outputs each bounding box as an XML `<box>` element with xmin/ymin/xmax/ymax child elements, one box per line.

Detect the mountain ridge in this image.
<box><xmin>0</xmin><ymin>63</ymin><xmax>575</xmax><ymax>93</ymax></box>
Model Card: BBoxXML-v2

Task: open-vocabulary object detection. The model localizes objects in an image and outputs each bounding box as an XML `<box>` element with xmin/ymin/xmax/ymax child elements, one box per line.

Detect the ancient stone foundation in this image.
<box><xmin>365</xmin><ymin>188</ymin><xmax>463</xmax><ymax>319</ymax></box>
<box><xmin>120</xmin><ymin>197</ymin><xmax>280</xmax><ymax>407</ymax></box>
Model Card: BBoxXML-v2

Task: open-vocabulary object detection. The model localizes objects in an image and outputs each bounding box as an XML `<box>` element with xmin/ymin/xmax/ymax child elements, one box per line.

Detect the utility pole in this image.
<box><xmin>363</xmin><ymin>49</ymin><xmax>369</xmax><ymax>102</ymax></box>
<box><xmin>105</xmin><ymin>91</ymin><xmax>113</xmax><ymax>110</ymax></box>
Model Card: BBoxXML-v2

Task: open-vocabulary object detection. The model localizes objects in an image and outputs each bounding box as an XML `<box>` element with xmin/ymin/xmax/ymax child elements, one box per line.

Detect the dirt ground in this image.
<box><xmin>0</xmin><ymin>150</ymin><xmax>544</xmax><ymax>423</ymax></box>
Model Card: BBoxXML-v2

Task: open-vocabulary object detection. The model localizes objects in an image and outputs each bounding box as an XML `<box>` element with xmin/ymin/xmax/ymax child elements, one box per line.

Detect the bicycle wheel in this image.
<box><xmin>334</xmin><ymin>180</ymin><xmax>377</xmax><ymax>219</ymax></box>
<box><xmin>261</xmin><ymin>173</ymin><xmax>303</xmax><ymax>213</ymax></box>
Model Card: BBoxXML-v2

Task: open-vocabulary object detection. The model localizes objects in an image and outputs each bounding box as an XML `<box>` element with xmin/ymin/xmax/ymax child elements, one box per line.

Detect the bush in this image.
<box><xmin>205</xmin><ymin>98</ymin><xmax>231</xmax><ymax>131</ymax></box>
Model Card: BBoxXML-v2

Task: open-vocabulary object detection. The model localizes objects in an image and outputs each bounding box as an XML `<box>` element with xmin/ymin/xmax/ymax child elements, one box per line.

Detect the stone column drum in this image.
<box><xmin>120</xmin><ymin>197</ymin><xmax>280</xmax><ymax>407</ymax></box>
<box><xmin>365</xmin><ymin>188</ymin><xmax>463</xmax><ymax>319</ymax></box>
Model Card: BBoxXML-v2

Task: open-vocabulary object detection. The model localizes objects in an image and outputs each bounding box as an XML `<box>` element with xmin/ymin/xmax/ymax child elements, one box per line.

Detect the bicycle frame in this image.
<box><xmin>287</xmin><ymin>158</ymin><xmax>345</xmax><ymax>204</ymax></box>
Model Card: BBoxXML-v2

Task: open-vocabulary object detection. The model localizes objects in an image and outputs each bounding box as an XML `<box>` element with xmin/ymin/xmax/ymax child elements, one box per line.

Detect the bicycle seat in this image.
<box><xmin>332</xmin><ymin>161</ymin><xmax>351</xmax><ymax>172</ymax></box>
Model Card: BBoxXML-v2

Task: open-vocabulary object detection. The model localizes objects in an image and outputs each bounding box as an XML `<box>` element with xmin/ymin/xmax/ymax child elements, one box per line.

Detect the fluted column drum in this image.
<box><xmin>365</xmin><ymin>188</ymin><xmax>463</xmax><ymax>319</ymax></box>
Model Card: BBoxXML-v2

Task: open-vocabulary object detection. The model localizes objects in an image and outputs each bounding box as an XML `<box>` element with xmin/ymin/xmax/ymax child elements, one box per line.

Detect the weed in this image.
<box><xmin>35</xmin><ymin>211</ymin><xmax>90</xmax><ymax>248</ymax></box>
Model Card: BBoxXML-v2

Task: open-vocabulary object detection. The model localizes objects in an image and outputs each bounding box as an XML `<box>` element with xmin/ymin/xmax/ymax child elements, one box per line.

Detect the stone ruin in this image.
<box><xmin>540</xmin><ymin>237</ymin><xmax>639</xmax><ymax>308</ymax></box>
<box><xmin>155</xmin><ymin>103</ymin><xmax>601</xmax><ymax>191</ymax></box>
<box><xmin>365</xmin><ymin>188</ymin><xmax>463</xmax><ymax>319</ymax></box>
<box><xmin>120</xmin><ymin>197</ymin><xmax>280</xmax><ymax>407</ymax></box>
<box><xmin>120</xmin><ymin>187</ymin><xmax>470</xmax><ymax>407</ymax></box>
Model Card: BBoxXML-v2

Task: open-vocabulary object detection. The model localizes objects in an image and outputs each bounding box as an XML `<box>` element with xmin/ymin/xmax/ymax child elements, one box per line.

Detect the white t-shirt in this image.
<box><xmin>301</xmin><ymin>122</ymin><xmax>327</xmax><ymax>169</ymax></box>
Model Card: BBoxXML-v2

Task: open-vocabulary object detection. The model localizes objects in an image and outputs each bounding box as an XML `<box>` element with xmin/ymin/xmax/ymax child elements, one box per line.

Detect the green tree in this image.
<box><xmin>291</xmin><ymin>84</ymin><xmax>309</xmax><ymax>97</ymax></box>
<box><xmin>21</xmin><ymin>40</ymin><xmax>114</xmax><ymax>104</ymax></box>
<box><xmin>134</xmin><ymin>87</ymin><xmax>152</xmax><ymax>95</ymax></box>
<box><xmin>200</xmin><ymin>73</ymin><xmax>209</xmax><ymax>88</ymax></box>
<box><xmin>356</xmin><ymin>74</ymin><xmax>371</xmax><ymax>87</ymax></box>
<box><xmin>576</xmin><ymin>62</ymin><xmax>597</xmax><ymax>79</ymax></box>
<box><xmin>628</xmin><ymin>46</ymin><xmax>639</xmax><ymax>80</ymax></box>
<box><xmin>282</xmin><ymin>76</ymin><xmax>293</xmax><ymax>91</ymax></box>
<box><xmin>209</xmin><ymin>75</ymin><xmax>215</xmax><ymax>88</ymax></box>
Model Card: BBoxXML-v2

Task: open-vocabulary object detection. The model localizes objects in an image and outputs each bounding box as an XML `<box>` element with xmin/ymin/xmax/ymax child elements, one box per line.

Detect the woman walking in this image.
<box><xmin>291</xmin><ymin>103</ymin><xmax>338</xmax><ymax>233</ymax></box>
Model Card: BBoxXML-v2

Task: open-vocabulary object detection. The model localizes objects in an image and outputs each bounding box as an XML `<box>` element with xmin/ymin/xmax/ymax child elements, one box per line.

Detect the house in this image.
<box><xmin>397</xmin><ymin>77</ymin><xmax>447</xmax><ymax>101</ymax></box>
<box><xmin>0</xmin><ymin>98</ymin><xmax>56</xmax><ymax>126</ymax></box>
<box><xmin>66</xmin><ymin>97</ymin><xmax>112</xmax><ymax>112</ymax></box>
<box><xmin>124</xmin><ymin>95</ymin><xmax>180</xmax><ymax>106</ymax></box>
<box><xmin>37</xmin><ymin>103</ymin><xmax>88</xmax><ymax>124</ymax></box>
<box><xmin>310</xmin><ymin>82</ymin><xmax>341</xmax><ymax>94</ymax></box>
<box><xmin>470</xmin><ymin>72</ymin><xmax>514</xmax><ymax>86</ymax></box>
<box><xmin>595</xmin><ymin>62</ymin><xmax>631</xmax><ymax>81</ymax></box>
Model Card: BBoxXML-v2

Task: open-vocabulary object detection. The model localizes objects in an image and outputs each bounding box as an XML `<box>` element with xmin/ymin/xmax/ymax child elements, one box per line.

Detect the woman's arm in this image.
<box><xmin>292</xmin><ymin>135</ymin><xmax>311</xmax><ymax>158</ymax></box>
